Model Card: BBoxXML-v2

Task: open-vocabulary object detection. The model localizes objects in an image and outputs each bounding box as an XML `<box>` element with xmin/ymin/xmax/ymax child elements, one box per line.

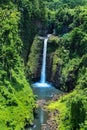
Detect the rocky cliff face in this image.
<box><xmin>27</xmin><ymin>35</ymin><xmax>79</xmax><ymax>92</ymax></box>
<box><xmin>27</xmin><ymin>36</ymin><xmax>43</xmax><ymax>81</ymax></box>
<box><xmin>27</xmin><ymin>35</ymin><xmax>61</xmax><ymax>87</ymax></box>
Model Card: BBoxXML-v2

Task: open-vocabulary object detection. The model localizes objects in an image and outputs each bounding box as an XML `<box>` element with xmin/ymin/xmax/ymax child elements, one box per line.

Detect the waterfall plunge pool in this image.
<box><xmin>32</xmin><ymin>82</ymin><xmax>52</xmax><ymax>87</ymax></box>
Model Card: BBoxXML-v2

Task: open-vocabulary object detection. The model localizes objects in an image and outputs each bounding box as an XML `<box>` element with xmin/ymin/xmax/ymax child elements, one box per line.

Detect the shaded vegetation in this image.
<box><xmin>27</xmin><ymin>36</ymin><xmax>43</xmax><ymax>79</ymax></box>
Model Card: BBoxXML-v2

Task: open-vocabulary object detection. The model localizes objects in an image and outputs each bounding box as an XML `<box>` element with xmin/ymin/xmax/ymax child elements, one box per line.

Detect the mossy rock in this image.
<box><xmin>27</xmin><ymin>36</ymin><xmax>43</xmax><ymax>79</ymax></box>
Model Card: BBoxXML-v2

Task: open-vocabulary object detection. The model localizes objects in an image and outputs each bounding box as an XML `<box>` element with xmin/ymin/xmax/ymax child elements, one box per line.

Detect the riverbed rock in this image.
<box><xmin>41</xmin><ymin>124</ymin><xmax>48</xmax><ymax>130</ymax></box>
<box><xmin>37</xmin><ymin>100</ymin><xmax>47</xmax><ymax>106</ymax></box>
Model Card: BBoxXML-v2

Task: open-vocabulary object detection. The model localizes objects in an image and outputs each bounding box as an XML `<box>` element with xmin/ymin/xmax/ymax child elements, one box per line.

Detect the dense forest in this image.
<box><xmin>0</xmin><ymin>0</ymin><xmax>87</xmax><ymax>130</ymax></box>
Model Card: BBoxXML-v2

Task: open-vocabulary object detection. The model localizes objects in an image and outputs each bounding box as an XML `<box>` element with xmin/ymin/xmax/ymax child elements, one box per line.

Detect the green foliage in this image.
<box><xmin>1</xmin><ymin>0</ymin><xmax>87</xmax><ymax>130</ymax></box>
<box><xmin>50</xmin><ymin>4</ymin><xmax>87</xmax><ymax>91</ymax></box>
<box><xmin>70</xmin><ymin>96</ymin><xmax>85</xmax><ymax>130</ymax></box>
<box><xmin>48</xmin><ymin>90</ymin><xmax>87</xmax><ymax>130</ymax></box>
<box><xmin>46</xmin><ymin>2</ymin><xmax>87</xmax><ymax>130</ymax></box>
<box><xmin>0</xmin><ymin>2</ymin><xmax>35</xmax><ymax>129</ymax></box>
<box><xmin>55</xmin><ymin>8</ymin><xmax>74</xmax><ymax>35</ymax></box>
<box><xmin>60</xmin><ymin>58</ymin><xmax>81</xmax><ymax>90</ymax></box>
<box><xmin>18</xmin><ymin>0</ymin><xmax>48</xmax><ymax>62</ymax></box>
<box><xmin>69</xmin><ymin>28</ymin><xmax>87</xmax><ymax>57</ymax></box>
<box><xmin>27</xmin><ymin>36</ymin><xmax>43</xmax><ymax>78</ymax></box>
<box><xmin>61</xmin><ymin>0</ymin><xmax>87</xmax><ymax>8</ymax></box>
<box><xmin>0</xmin><ymin>81</ymin><xmax>35</xmax><ymax>130</ymax></box>
<box><xmin>44</xmin><ymin>0</ymin><xmax>87</xmax><ymax>11</ymax></box>
<box><xmin>48</xmin><ymin>35</ymin><xmax>59</xmax><ymax>52</ymax></box>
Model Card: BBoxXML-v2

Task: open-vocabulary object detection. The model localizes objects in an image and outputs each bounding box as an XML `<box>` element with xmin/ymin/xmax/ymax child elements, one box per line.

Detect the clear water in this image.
<box><xmin>26</xmin><ymin>85</ymin><xmax>62</xmax><ymax>130</ymax></box>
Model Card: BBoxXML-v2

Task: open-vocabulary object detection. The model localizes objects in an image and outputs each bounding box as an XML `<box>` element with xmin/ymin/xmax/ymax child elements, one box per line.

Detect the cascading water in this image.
<box><xmin>40</xmin><ymin>38</ymin><xmax>48</xmax><ymax>83</ymax></box>
<box><xmin>33</xmin><ymin>35</ymin><xmax>51</xmax><ymax>87</ymax></box>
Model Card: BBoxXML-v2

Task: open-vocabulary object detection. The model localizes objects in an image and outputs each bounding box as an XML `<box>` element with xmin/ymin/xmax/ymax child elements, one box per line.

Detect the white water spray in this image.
<box><xmin>33</xmin><ymin>35</ymin><xmax>51</xmax><ymax>87</ymax></box>
<box><xmin>40</xmin><ymin>38</ymin><xmax>48</xmax><ymax>83</ymax></box>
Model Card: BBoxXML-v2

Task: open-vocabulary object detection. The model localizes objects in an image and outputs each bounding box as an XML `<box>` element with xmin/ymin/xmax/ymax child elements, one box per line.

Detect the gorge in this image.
<box><xmin>0</xmin><ymin>0</ymin><xmax>87</xmax><ymax>130</ymax></box>
<box><xmin>26</xmin><ymin>35</ymin><xmax>62</xmax><ymax>130</ymax></box>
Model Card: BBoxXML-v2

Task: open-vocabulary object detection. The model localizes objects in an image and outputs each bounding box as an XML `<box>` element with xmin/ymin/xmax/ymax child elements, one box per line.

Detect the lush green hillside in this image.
<box><xmin>0</xmin><ymin>1</ymin><xmax>36</xmax><ymax>129</ymax></box>
<box><xmin>0</xmin><ymin>0</ymin><xmax>49</xmax><ymax>129</ymax></box>
<box><xmin>45</xmin><ymin>0</ymin><xmax>87</xmax><ymax>130</ymax></box>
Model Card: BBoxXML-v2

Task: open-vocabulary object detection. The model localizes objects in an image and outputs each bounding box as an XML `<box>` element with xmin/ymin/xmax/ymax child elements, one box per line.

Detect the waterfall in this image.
<box><xmin>33</xmin><ymin>35</ymin><xmax>51</xmax><ymax>87</ymax></box>
<box><xmin>40</xmin><ymin>38</ymin><xmax>48</xmax><ymax>83</ymax></box>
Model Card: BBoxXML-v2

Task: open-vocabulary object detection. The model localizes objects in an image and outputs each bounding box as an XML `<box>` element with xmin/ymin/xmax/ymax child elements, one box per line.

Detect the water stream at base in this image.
<box><xmin>26</xmin><ymin>86</ymin><xmax>61</xmax><ymax>130</ymax></box>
